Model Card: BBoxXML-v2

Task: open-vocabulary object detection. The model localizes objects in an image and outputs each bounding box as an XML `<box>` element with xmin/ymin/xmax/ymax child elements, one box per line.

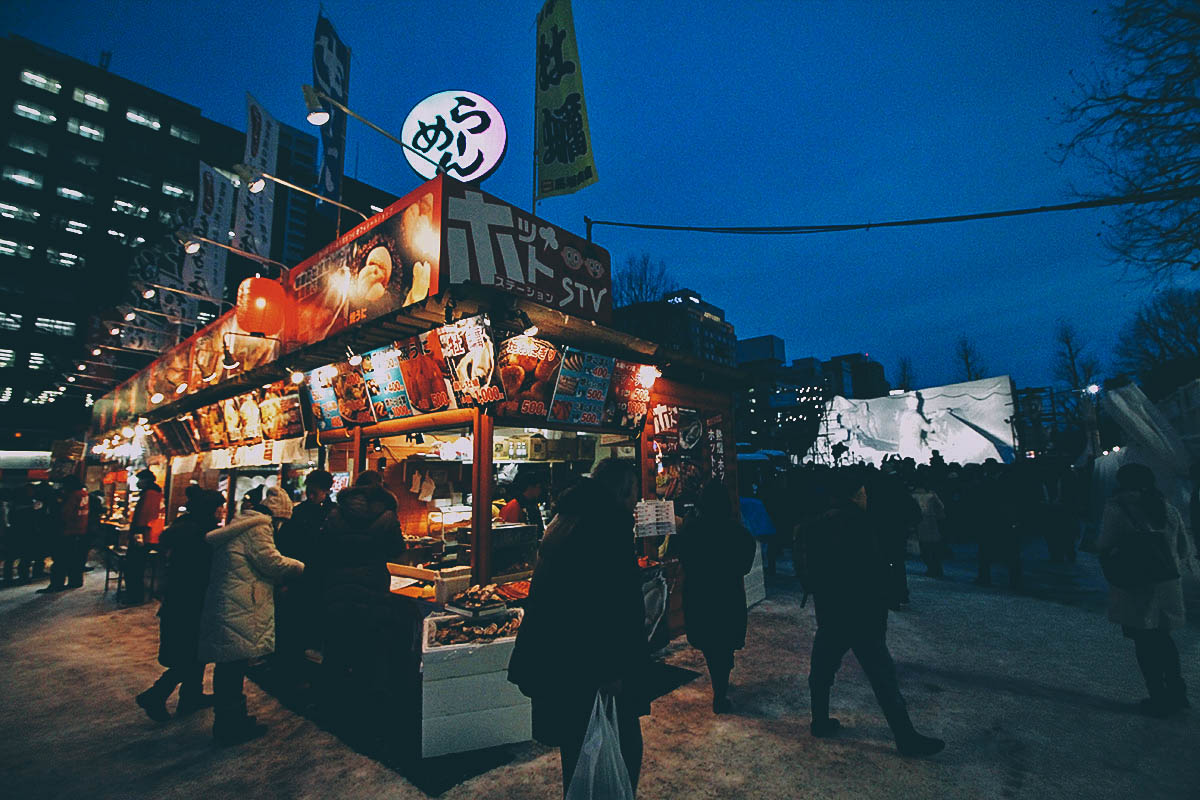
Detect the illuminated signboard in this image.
<box><xmin>401</xmin><ymin>91</ymin><xmax>507</xmax><ymax>182</ymax></box>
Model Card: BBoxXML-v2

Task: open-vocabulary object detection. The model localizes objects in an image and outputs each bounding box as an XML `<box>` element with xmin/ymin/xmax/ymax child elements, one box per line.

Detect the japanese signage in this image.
<box><xmin>359</xmin><ymin>343</ymin><xmax>416</xmax><ymax>422</ymax></box>
<box><xmin>313</xmin><ymin>12</ymin><xmax>351</xmax><ymax>200</ymax></box>
<box><xmin>180</xmin><ymin>162</ymin><xmax>235</xmax><ymax>317</ymax></box>
<box><xmin>443</xmin><ymin>181</ymin><xmax>611</xmax><ymax>322</ymax></box>
<box><xmin>496</xmin><ymin>334</ymin><xmax>563</xmax><ymax>421</ymax></box>
<box><xmin>330</xmin><ymin>362</ymin><xmax>375</xmax><ymax>427</ymax></box>
<box><xmin>549</xmin><ymin>347</ymin><xmax>613</xmax><ymax>425</ymax></box>
<box><xmin>535</xmin><ymin>0</ymin><xmax>597</xmax><ymax>200</ymax></box>
<box><xmin>289</xmin><ymin>182</ymin><xmax>440</xmax><ymax>345</ymax></box>
<box><xmin>651</xmin><ymin>404</ymin><xmax>706</xmax><ymax>507</ymax></box>
<box><xmin>604</xmin><ymin>360</ymin><xmax>651</xmax><ymax>429</ymax></box>
<box><xmin>232</xmin><ymin>93</ymin><xmax>279</xmax><ymax>257</ymax></box>
<box><xmin>305</xmin><ymin>364</ymin><xmax>346</xmax><ymax>432</ymax></box>
<box><xmin>437</xmin><ymin>314</ymin><xmax>504</xmax><ymax>406</ymax></box>
<box><xmin>402</xmin><ymin>91</ymin><xmax>507</xmax><ymax>182</ymax></box>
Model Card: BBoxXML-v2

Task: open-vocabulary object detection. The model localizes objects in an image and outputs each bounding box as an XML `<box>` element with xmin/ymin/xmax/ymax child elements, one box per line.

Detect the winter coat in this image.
<box><xmin>508</xmin><ymin>479</ymin><xmax>650</xmax><ymax>745</ymax></box>
<box><xmin>318</xmin><ymin>486</ymin><xmax>404</xmax><ymax>656</ymax></box>
<box><xmin>198</xmin><ymin>511</ymin><xmax>303</xmax><ymax>663</ymax></box>
<box><xmin>806</xmin><ymin>500</ymin><xmax>892</xmax><ymax>632</ymax></box>
<box><xmin>912</xmin><ymin>489</ymin><xmax>946</xmax><ymax>544</ymax></box>
<box><xmin>60</xmin><ymin>489</ymin><xmax>90</xmax><ymax>537</ymax></box>
<box><xmin>156</xmin><ymin>513</ymin><xmax>214</xmax><ymax>667</ymax></box>
<box><xmin>1097</xmin><ymin>492</ymin><xmax>1193</xmax><ymax>631</ymax></box>
<box><xmin>674</xmin><ymin>511</ymin><xmax>757</xmax><ymax>653</ymax></box>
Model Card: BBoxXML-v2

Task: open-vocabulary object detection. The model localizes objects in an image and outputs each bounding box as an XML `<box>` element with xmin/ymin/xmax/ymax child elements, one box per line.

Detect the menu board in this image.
<box><xmin>305</xmin><ymin>364</ymin><xmax>347</xmax><ymax>431</ymax></box>
<box><xmin>194</xmin><ymin>402</ymin><xmax>229</xmax><ymax>449</ymax></box>
<box><xmin>437</xmin><ymin>314</ymin><xmax>504</xmax><ymax>406</ymax></box>
<box><xmin>496</xmin><ymin>335</ymin><xmax>563</xmax><ymax>422</ymax></box>
<box><xmin>257</xmin><ymin>384</ymin><xmax>305</xmax><ymax>440</ymax></box>
<box><xmin>396</xmin><ymin>329</ymin><xmax>456</xmax><ymax>414</ymax></box>
<box><xmin>360</xmin><ymin>343</ymin><xmax>417</xmax><ymax>422</ymax></box>
<box><xmin>602</xmin><ymin>360</ymin><xmax>651</xmax><ymax>429</ymax></box>
<box><xmin>549</xmin><ymin>348</ymin><xmax>614</xmax><ymax>426</ymax></box>
<box><xmin>330</xmin><ymin>361</ymin><xmax>376</xmax><ymax>426</ymax></box>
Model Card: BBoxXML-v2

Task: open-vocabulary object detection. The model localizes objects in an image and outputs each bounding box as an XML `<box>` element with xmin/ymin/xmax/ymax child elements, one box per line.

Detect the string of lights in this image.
<box><xmin>584</xmin><ymin>185</ymin><xmax>1200</xmax><ymax>238</ymax></box>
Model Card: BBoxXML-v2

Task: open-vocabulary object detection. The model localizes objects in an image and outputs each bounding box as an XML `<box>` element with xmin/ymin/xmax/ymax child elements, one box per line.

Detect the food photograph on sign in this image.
<box><xmin>549</xmin><ymin>347</ymin><xmax>613</xmax><ymax>426</ymax></box>
<box><xmin>330</xmin><ymin>361</ymin><xmax>376</xmax><ymax>426</ymax></box>
<box><xmin>495</xmin><ymin>334</ymin><xmax>562</xmax><ymax>421</ymax></box>
<box><xmin>360</xmin><ymin>343</ymin><xmax>416</xmax><ymax>422</ymax></box>
<box><xmin>603</xmin><ymin>360</ymin><xmax>652</xmax><ymax>429</ymax></box>
<box><xmin>396</xmin><ymin>329</ymin><xmax>455</xmax><ymax>414</ymax></box>
<box><xmin>288</xmin><ymin>184</ymin><xmax>440</xmax><ymax>346</ymax></box>
<box><xmin>305</xmin><ymin>365</ymin><xmax>345</xmax><ymax>431</ymax></box>
<box><xmin>437</xmin><ymin>314</ymin><xmax>503</xmax><ymax>406</ymax></box>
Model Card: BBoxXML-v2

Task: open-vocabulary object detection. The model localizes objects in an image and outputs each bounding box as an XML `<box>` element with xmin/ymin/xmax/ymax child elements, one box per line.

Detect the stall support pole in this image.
<box><xmin>472</xmin><ymin>409</ymin><xmax>493</xmax><ymax>584</ymax></box>
<box><xmin>351</xmin><ymin>427</ymin><xmax>364</xmax><ymax>483</ymax></box>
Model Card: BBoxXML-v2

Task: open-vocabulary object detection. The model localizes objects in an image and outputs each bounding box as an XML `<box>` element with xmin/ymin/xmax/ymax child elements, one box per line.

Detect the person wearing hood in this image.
<box><xmin>198</xmin><ymin>486</ymin><xmax>303</xmax><ymax>744</ymax></box>
<box><xmin>508</xmin><ymin>458</ymin><xmax>650</xmax><ymax>796</ymax></box>
<box><xmin>316</xmin><ymin>472</ymin><xmax>404</xmax><ymax>729</ymax></box>
<box><xmin>136</xmin><ymin>487</ymin><xmax>226</xmax><ymax>722</ymax></box>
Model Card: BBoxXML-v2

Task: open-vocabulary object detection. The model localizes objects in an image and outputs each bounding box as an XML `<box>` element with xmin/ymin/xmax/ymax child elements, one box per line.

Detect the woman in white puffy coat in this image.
<box><xmin>199</xmin><ymin>486</ymin><xmax>303</xmax><ymax>744</ymax></box>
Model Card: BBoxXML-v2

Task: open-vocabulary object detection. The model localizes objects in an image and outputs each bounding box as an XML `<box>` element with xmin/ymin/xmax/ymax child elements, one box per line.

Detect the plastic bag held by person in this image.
<box><xmin>566</xmin><ymin>692</ymin><xmax>635</xmax><ymax>800</ymax></box>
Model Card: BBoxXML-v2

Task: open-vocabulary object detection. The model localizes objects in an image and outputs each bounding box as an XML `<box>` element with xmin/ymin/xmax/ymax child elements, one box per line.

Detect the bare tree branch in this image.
<box><xmin>954</xmin><ymin>335</ymin><xmax>987</xmax><ymax>382</ymax></box>
<box><xmin>612</xmin><ymin>253</ymin><xmax>678</xmax><ymax>307</ymax></box>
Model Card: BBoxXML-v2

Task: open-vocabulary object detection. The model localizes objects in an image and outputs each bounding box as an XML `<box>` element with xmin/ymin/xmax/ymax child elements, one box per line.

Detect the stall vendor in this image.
<box><xmin>499</xmin><ymin>470</ymin><xmax>546</xmax><ymax>537</ymax></box>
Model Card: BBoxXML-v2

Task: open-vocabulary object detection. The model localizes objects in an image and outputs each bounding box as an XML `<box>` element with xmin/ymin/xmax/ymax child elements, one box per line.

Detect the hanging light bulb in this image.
<box><xmin>150</xmin><ymin>392</ymin><xmax>164</xmax><ymax>404</ymax></box>
<box><xmin>91</xmin><ymin>347</ymin><xmax>102</xmax><ymax>356</ymax></box>
<box><xmin>124</xmin><ymin>311</ymin><xmax>136</xmax><ymax>322</ymax></box>
<box><xmin>109</xmin><ymin>326</ymin><xmax>121</xmax><ymax>336</ymax></box>
<box><xmin>221</xmin><ymin>344</ymin><xmax>240</xmax><ymax>371</ymax></box>
<box><xmin>346</xmin><ymin>346</ymin><xmax>362</xmax><ymax>367</ymax></box>
<box><xmin>290</xmin><ymin>370</ymin><xmax>305</xmax><ymax>385</ymax></box>
<box><xmin>175</xmin><ymin>382</ymin><xmax>189</xmax><ymax>394</ymax></box>
<box><xmin>248</xmin><ymin>177</ymin><xmax>267</xmax><ymax>194</ymax></box>
<box><xmin>142</xmin><ymin>288</ymin><xmax>156</xmax><ymax>299</ymax></box>
<box><xmin>303</xmin><ymin>84</ymin><xmax>331</xmax><ymax>126</ymax></box>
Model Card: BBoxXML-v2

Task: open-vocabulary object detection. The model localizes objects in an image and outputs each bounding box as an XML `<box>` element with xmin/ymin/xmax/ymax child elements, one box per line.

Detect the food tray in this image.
<box><xmin>444</xmin><ymin>602</ymin><xmax>510</xmax><ymax>620</ymax></box>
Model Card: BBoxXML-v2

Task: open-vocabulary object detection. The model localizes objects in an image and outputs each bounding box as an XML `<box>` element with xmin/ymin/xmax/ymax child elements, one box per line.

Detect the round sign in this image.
<box><xmin>402</xmin><ymin>91</ymin><xmax>507</xmax><ymax>182</ymax></box>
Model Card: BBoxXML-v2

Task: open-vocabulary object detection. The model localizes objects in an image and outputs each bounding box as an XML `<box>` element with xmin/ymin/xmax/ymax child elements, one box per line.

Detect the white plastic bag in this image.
<box><xmin>565</xmin><ymin>691</ymin><xmax>635</xmax><ymax>800</ymax></box>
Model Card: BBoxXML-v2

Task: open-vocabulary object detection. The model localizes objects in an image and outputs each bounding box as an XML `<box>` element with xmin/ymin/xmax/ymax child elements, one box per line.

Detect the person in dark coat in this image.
<box><xmin>317</xmin><ymin>477</ymin><xmax>405</xmax><ymax>730</ymax></box>
<box><xmin>5</xmin><ymin>486</ymin><xmax>46</xmax><ymax>584</ymax></box>
<box><xmin>508</xmin><ymin>458</ymin><xmax>650</xmax><ymax>796</ymax></box>
<box><xmin>38</xmin><ymin>475</ymin><xmax>90</xmax><ymax>593</ymax></box>
<box><xmin>673</xmin><ymin>480</ymin><xmax>757</xmax><ymax>713</ymax></box>
<box><xmin>807</xmin><ymin>469</ymin><xmax>945</xmax><ymax>757</ymax></box>
<box><xmin>274</xmin><ymin>469</ymin><xmax>334</xmax><ymax>683</ymax></box>
<box><xmin>136</xmin><ymin>487</ymin><xmax>225</xmax><ymax>721</ymax></box>
<box><xmin>869</xmin><ymin>468</ymin><xmax>921</xmax><ymax>608</ymax></box>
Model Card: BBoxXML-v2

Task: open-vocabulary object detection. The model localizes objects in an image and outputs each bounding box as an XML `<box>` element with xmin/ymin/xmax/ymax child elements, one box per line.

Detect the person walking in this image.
<box><xmin>673</xmin><ymin>480</ymin><xmax>757</xmax><ymax>713</ymax></box>
<box><xmin>136</xmin><ymin>486</ymin><xmax>226</xmax><ymax>721</ymax></box>
<box><xmin>869</xmin><ymin>468</ymin><xmax>921</xmax><ymax>608</ymax></box>
<box><xmin>38</xmin><ymin>475</ymin><xmax>90</xmax><ymax>593</ymax></box>
<box><xmin>1097</xmin><ymin>463</ymin><xmax>1194</xmax><ymax>717</ymax></box>
<box><xmin>5</xmin><ymin>487</ymin><xmax>46</xmax><ymax>584</ymax></box>
<box><xmin>912</xmin><ymin>479</ymin><xmax>947</xmax><ymax>578</ymax></box>
<box><xmin>508</xmin><ymin>458</ymin><xmax>650</xmax><ymax>796</ymax></box>
<box><xmin>199</xmin><ymin>486</ymin><xmax>303</xmax><ymax>744</ymax></box>
<box><xmin>274</xmin><ymin>469</ymin><xmax>335</xmax><ymax>686</ymax></box>
<box><xmin>806</xmin><ymin>469</ymin><xmax>945</xmax><ymax>757</ymax></box>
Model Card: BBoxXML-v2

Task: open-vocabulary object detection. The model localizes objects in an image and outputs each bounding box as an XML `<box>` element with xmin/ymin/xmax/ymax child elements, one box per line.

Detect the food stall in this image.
<box><xmin>88</xmin><ymin>175</ymin><xmax>743</xmax><ymax>757</ymax></box>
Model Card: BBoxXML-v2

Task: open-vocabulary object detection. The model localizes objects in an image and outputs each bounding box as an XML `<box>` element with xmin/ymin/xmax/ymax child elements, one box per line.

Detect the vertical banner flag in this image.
<box><xmin>313</xmin><ymin>12</ymin><xmax>351</xmax><ymax>201</ymax></box>
<box><xmin>180</xmin><ymin>162</ymin><xmax>235</xmax><ymax>317</ymax></box>
<box><xmin>232</xmin><ymin>93</ymin><xmax>279</xmax><ymax>258</ymax></box>
<box><xmin>534</xmin><ymin>0</ymin><xmax>597</xmax><ymax>200</ymax></box>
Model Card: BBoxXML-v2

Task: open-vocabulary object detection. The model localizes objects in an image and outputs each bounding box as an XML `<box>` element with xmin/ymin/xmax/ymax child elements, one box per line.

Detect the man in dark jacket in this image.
<box><xmin>274</xmin><ymin>469</ymin><xmax>335</xmax><ymax>685</ymax></box>
<box><xmin>38</xmin><ymin>475</ymin><xmax>89</xmax><ymax>593</ymax></box>
<box><xmin>807</xmin><ymin>469</ymin><xmax>944</xmax><ymax>758</ymax></box>
<box><xmin>508</xmin><ymin>458</ymin><xmax>650</xmax><ymax>796</ymax></box>
<box><xmin>869</xmin><ymin>468</ymin><xmax>921</xmax><ymax>609</ymax></box>
<box><xmin>317</xmin><ymin>477</ymin><xmax>405</xmax><ymax>732</ymax></box>
<box><xmin>5</xmin><ymin>486</ymin><xmax>46</xmax><ymax>584</ymax></box>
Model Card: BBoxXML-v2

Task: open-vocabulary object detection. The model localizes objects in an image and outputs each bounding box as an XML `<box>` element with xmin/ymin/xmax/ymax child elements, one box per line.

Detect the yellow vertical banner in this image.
<box><xmin>535</xmin><ymin>0</ymin><xmax>597</xmax><ymax>201</ymax></box>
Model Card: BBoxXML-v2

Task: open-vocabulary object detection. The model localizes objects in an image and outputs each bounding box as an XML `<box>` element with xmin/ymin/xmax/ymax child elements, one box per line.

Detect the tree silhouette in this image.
<box><xmin>612</xmin><ymin>253</ymin><xmax>678</xmax><ymax>307</ymax></box>
<box><xmin>954</xmin><ymin>336</ymin><xmax>986</xmax><ymax>382</ymax></box>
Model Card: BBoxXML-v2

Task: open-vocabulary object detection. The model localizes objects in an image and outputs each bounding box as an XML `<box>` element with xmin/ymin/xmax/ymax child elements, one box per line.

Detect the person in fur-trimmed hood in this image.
<box><xmin>199</xmin><ymin>485</ymin><xmax>303</xmax><ymax>744</ymax></box>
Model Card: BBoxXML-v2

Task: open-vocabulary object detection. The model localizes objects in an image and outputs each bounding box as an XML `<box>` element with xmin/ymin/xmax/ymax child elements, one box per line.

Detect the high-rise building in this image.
<box><xmin>613</xmin><ymin>288</ymin><xmax>736</xmax><ymax>367</ymax></box>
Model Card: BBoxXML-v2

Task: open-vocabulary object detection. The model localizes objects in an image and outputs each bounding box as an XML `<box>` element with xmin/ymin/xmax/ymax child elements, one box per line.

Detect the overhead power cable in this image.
<box><xmin>583</xmin><ymin>185</ymin><xmax>1200</xmax><ymax>238</ymax></box>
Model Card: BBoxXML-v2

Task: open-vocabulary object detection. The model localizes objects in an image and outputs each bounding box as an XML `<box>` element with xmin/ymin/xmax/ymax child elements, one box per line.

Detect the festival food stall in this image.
<box><xmin>88</xmin><ymin>175</ymin><xmax>743</xmax><ymax>757</ymax></box>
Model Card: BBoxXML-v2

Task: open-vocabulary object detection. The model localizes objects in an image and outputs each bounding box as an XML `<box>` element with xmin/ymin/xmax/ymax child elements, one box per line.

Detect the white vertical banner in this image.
<box><xmin>181</xmin><ymin>162</ymin><xmax>235</xmax><ymax>317</ymax></box>
<box><xmin>232</xmin><ymin>93</ymin><xmax>279</xmax><ymax>258</ymax></box>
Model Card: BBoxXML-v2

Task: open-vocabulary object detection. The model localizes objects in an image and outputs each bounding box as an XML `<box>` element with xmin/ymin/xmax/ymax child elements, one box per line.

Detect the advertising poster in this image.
<box><xmin>313</xmin><ymin>12</ymin><xmax>351</xmax><ymax>200</ymax></box>
<box><xmin>442</xmin><ymin>180</ymin><xmax>611</xmax><ymax>323</ymax></box>
<box><xmin>360</xmin><ymin>343</ymin><xmax>416</xmax><ymax>422</ymax></box>
<box><xmin>651</xmin><ymin>404</ymin><xmax>706</xmax><ymax>507</ymax></box>
<box><xmin>330</xmin><ymin>361</ymin><xmax>375</xmax><ymax>426</ymax></box>
<box><xmin>396</xmin><ymin>329</ymin><xmax>455</xmax><ymax>414</ymax></box>
<box><xmin>194</xmin><ymin>402</ymin><xmax>229</xmax><ymax>449</ymax></box>
<box><xmin>258</xmin><ymin>384</ymin><xmax>304</xmax><ymax>440</ymax></box>
<box><xmin>305</xmin><ymin>364</ymin><xmax>345</xmax><ymax>432</ymax></box>
<box><xmin>222</xmin><ymin>396</ymin><xmax>245</xmax><ymax>445</ymax></box>
<box><xmin>437</xmin><ymin>314</ymin><xmax>504</xmax><ymax>406</ymax></box>
<box><xmin>232</xmin><ymin>93</ymin><xmax>279</xmax><ymax>258</ymax></box>
<box><xmin>180</xmin><ymin>161</ymin><xmax>235</xmax><ymax>317</ymax></box>
<box><xmin>549</xmin><ymin>347</ymin><xmax>613</xmax><ymax>426</ymax></box>
<box><xmin>602</xmin><ymin>360</ymin><xmax>651</xmax><ymax>429</ymax></box>
<box><xmin>288</xmin><ymin>181</ymin><xmax>441</xmax><ymax>346</ymax></box>
<box><xmin>496</xmin><ymin>334</ymin><xmax>563</xmax><ymax>421</ymax></box>
<box><xmin>535</xmin><ymin>0</ymin><xmax>598</xmax><ymax>200</ymax></box>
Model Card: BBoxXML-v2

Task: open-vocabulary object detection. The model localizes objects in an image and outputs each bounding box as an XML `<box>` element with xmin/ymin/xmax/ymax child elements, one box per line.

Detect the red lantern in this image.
<box><xmin>235</xmin><ymin>277</ymin><xmax>286</xmax><ymax>336</ymax></box>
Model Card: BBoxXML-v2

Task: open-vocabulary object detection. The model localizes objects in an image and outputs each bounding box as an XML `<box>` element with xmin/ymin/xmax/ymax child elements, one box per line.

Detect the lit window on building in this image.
<box><xmin>46</xmin><ymin>249</ymin><xmax>84</xmax><ymax>268</ymax></box>
<box><xmin>34</xmin><ymin>317</ymin><xmax>76</xmax><ymax>336</ymax></box>
<box><xmin>14</xmin><ymin>100</ymin><xmax>56</xmax><ymax>125</ymax></box>
<box><xmin>0</xmin><ymin>387</ymin><xmax>12</xmax><ymax>403</ymax></box>
<box><xmin>30</xmin><ymin>388</ymin><xmax>63</xmax><ymax>405</ymax></box>
<box><xmin>85</xmin><ymin>392</ymin><xmax>94</xmax><ymax>407</ymax></box>
<box><xmin>3</xmin><ymin>166</ymin><xmax>43</xmax><ymax>189</ymax></box>
<box><xmin>62</xmin><ymin>219</ymin><xmax>89</xmax><ymax>235</ymax></box>
<box><xmin>112</xmin><ymin>198</ymin><xmax>149</xmax><ymax>218</ymax></box>
<box><xmin>370</xmin><ymin>205</ymin><xmax>384</xmax><ymax>214</ymax></box>
<box><xmin>0</xmin><ymin>349</ymin><xmax>13</xmax><ymax>367</ymax></box>
<box><xmin>0</xmin><ymin>202</ymin><xmax>40</xmax><ymax>223</ymax></box>
<box><xmin>107</xmin><ymin>228</ymin><xmax>127</xmax><ymax>244</ymax></box>
<box><xmin>7</xmin><ymin>134</ymin><xmax>48</xmax><ymax>157</ymax></box>
<box><xmin>169</xmin><ymin>124</ymin><xmax>199</xmax><ymax>144</ymax></box>
<box><xmin>161</xmin><ymin>181</ymin><xmax>193</xmax><ymax>201</ymax></box>
<box><xmin>0</xmin><ymin>238</ymin><xmax>35</xmax><ymax>258</ymax></box>
<box><xmin>72</xmin><ymin>152</ymin><xmax>100</xmax><ymax>171</ymax></box>
<box><xmin>19</xmin><ymin>70</ymin><xmax>61</xmax><ymax>94</ymax></box>
<box><xmin>27</xmin><ymin>351</ymin><xmax>46</xmax><ymax>370</ymax></box>
<box><xmin>133</xmin><ymin>236</ymin><xmax>145</xmax><ymax>246</ymax></box>
<box><xmin>0</xmin><ymin>313</ymin><xmax>22</xmax><ymax>331</ymax></box>
<box><xmin>56</xmin><ymin>185</ymin><xmax>93</xmax><ymax>203</ymax></box>
<box><xmin>117</xmin><ymin>174</ymin><xmax>151</xmax><ymax>189</ymax></box>
<box><xmin>125</xmin><ymin>107</ymin><xmax>161</xmax><ymax>130</ymax></box>
<box><xmin>72</xmin><ymin>87</ymin><xmax>109</xmax><ymax>111</ymax></box>
<box><xmin>67</xmin><ymin>117</ymin><xmax>105</xmax><ymax>141</ymax></box>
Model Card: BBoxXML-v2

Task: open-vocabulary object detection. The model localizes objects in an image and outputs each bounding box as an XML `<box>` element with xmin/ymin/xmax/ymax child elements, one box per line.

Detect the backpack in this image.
<box><xmin>1099</xmin><ymin>498</ymin><xmax>1179</xmax><ymax>590</ymax></box>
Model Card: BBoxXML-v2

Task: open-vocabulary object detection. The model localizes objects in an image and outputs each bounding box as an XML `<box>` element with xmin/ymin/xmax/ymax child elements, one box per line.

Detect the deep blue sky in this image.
<box><xmin>5</xmin><ymin>0</ymin><xmax>1189</xmax><ymax>388</ymax></box>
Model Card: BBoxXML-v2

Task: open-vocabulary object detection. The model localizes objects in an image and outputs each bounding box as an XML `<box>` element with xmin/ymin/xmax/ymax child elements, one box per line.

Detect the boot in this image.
<box><xmin>883</xmin><ymin>701</ymin><xmax>944</xmax><ymax>757</ymax></box>
<box><xmin>809</xmin><ymin>683</ymin><xmax>841</xmax><ymax>738</ymax></box>
<box><xmin>136</xmin><ymin>688</ymin><xmax>171</xmax><ymax>723</ymax></box>
<box><xmin>176</xmin><ymin>692</ymin><xmax>216</xmax><ymax>717</ymax></box>
<box><xmin>213</xmin><ymin>698</ymin><xmax>267</xmax><ymax>745</ymax></box>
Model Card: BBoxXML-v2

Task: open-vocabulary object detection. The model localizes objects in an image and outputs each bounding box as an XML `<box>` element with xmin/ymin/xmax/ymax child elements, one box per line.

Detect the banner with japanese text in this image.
<box><xmin>232</xmin><ymin>93</ymin><xmax>279</xmax><ymax>258</ymax></box>
<box><xmin>313</xmin><ymin>12</ymin><xmax>350</xmax><ymax>201</ymax></box>
<box><xmin>535</xmin><ymin>0</ymin><xmax>597</xmax><ymax>200</ymax></box>
<box><xmin>180</xmin><ymin>162</ymin><xmax>235</xmax><ymax>316</ymax></box>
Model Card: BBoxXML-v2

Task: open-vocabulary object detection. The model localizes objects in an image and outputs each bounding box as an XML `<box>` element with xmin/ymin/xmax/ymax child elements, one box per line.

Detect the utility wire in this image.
<box><xmin>584</xmin><ymin>185</ymin><xmax>1200</xmax><ymax>237</ymax></box>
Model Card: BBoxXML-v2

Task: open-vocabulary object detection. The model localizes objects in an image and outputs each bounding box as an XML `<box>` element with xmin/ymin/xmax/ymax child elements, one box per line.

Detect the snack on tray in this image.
<box><xmin>427</xmin><ymin>612</ymin><xmax>522</xmax><ymax>647</ymax></box>
<box><xmin>495</xmin><ymin>580</ymin><xmax>531</xmax><ymax>601</ymax></box>
<box><xmin>449</xmin><ymin>583</ymin><xmax>506</xmax><ymax>610</ymax></box>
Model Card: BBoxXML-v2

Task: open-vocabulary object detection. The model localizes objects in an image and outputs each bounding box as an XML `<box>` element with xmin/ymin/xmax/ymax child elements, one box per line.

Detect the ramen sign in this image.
<box><xmin>402</xmin><ymin>91</ymin><xmax>507</xmax><ymax>182</ymax></box>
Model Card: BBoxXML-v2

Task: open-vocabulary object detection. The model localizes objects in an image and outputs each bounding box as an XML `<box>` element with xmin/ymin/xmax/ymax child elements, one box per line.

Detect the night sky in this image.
<box><xmin>3</xmin><ymin>0</ymin><xmax>1184</xmax><ymax>389</ymax></box>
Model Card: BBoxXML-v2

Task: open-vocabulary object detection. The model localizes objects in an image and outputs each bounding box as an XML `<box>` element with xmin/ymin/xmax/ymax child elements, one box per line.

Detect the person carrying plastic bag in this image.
<box><xmin>565</xmin><ymin>691</ymin><xmax>635</xmax><ymax>800</ymax></box>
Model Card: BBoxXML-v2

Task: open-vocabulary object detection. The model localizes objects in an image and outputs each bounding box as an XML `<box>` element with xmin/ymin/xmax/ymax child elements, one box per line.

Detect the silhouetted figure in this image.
<box><xmin>509</xmin><ymin>458</ymin><xmax>649</xmax><ymax>796</ymax></box>
<box><xmin>124</xmin><ymin>469</ymin><xmax>163</xmax><ymax>604</ymax></box>
<box><xmin>199</xmin><ymin>487</ymin><xmax>303</xmax><ymax>745</ymax></box>
<box><xmin>5</xmin><ymin>486</ymin><xmax>46</xmax><ymax>584</ymax></box>
<box><xmin>673</xmin><ymin>480</ymin><xmax>757</xmax><ymax>713</ymax></box>
<box><xmin>274</xmin><ymin>469</ymin><xmax>334</xmax><ymax>685</ymax></box>
<box><xmin>974</xmin><ymin>468</ymin><xmax>1021</xmax><ymax>588</ymax></box>
<box><xmin>912</xmin><ymin>480</ymin><xmax>947</xmax><ymax>578</ymax></box>
<box><xmin>37</xmin><ymin>476</ymin><xmax>89</xmax><ymax>592</ymax></box>
<box><xmin>499</xmin><ymin>469</ymin><xmax>546</xmax><ymax>537</ymax></box>
<box><xmin>870</xmin><ymin>469</ymin><xmax>921</xmax><ymax>607</ymax></box>
<box><xmin>806</xmin><ymin>470</ymin><xmax>945</xmax><ymax>757</ymax></box>
<box><xmin>136</xmin><ymin>487</ymin><xmax>225</xmax><ymax>721</ymax></box>
<box><xmin>1098</xmin><ymin>464</ymin><xmax>1193</xmax><ymax>717</ymax></box>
